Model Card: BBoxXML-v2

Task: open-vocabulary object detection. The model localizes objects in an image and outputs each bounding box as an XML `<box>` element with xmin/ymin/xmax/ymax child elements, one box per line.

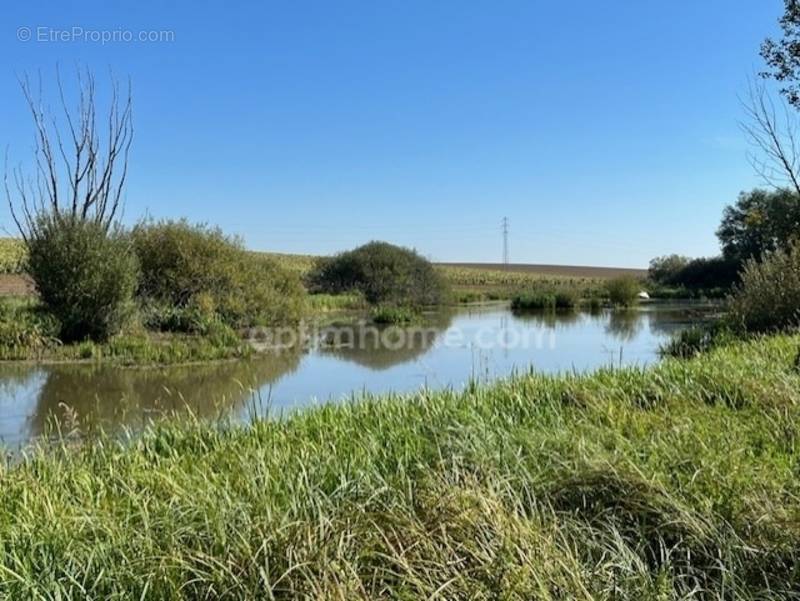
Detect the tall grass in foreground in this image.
<box><xmin>1</xmin><ymin>335</ymin><xmax>800</xmax><ymax>598</ymax></box>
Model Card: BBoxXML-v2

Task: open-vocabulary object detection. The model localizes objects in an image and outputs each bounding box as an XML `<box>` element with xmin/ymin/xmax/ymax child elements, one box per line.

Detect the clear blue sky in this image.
<box><xmin>1</xmin><ymin>1</ymin><xmax>783</xmax><ymax>267</ymax></box>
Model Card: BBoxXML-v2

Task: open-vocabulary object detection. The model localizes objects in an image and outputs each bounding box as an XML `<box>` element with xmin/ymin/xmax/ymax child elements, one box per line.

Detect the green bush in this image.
<box><xmin>511</xmin><ymin>293</ymin><xmax>556</xmax><ymax>311</ymax></box>
<box><xmin>511</xmin><ymin>288</ymin><xmax>580</xmax><ymax>311</ymax></box>
<box><xmin>729</xmin><ymin>243</ymin><xmax>800</xmax><ymax>332</ymax></box>
<box><xmin>371</xmin><ymin>305</ymin><xmax>416</xmax><ymax>324</ymax></box>
<box><xmin>26</xmin><ymin>214</ymin><xmax>139</xmax><ymax>342</ymax></box>
<box><xmin>308</xmin><ymin>241</ymin><xmax>448</xmax><ymax>307</ymax></box>
<box><xmin>132</xmin><ymin>220</ymin><xmax>306</xmax><ymax>328</ymax></box>
<box><xmin>554</xmin><ymin>289</ymin><xmax>579</xmax><ymax>309</ymax></box>
<box><xmin>605</xmin><ymin>276</ymin><xmax>640</xmax><ymax>307</ymax></box>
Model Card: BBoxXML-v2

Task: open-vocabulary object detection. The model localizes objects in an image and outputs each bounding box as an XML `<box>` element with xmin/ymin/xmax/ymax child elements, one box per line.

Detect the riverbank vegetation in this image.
<box><xmin>661</xmin><ymin>237</ymin><xmax>800</xmax><ymax>358</ymax></box>
<box><xmin>0</xmin><ymin>333</ymin><xmax>798</xmax><ymax>597</ymax></box>
<box><xmin>0</xmin><ymin>219</ymin><xmax>306</xmax><ymax>364</ymax></box>
<box><xmin>0</xmin><ymin>71</ymin><xmax>311</xmax><ymax>364</ymax></box>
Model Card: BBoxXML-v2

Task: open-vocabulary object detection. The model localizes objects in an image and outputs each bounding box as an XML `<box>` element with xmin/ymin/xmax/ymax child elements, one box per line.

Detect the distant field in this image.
<box><xmin>0</xmin><ymin>239</ymin><xmax>645</xmax><ymax>301</ymax></box>
<box><xmin>438</xmin><ymin>262</ymin><xmax>646</xmax><ymax>279</ymax></box>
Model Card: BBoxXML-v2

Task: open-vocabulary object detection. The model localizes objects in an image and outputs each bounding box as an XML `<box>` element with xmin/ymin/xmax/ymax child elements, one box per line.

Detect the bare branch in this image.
<box><xmin>5</xmin><ymin>66</ymin><xmax>134</xmax><ymax>243</ymax></box>
<box><xmin>740</xmin><ymin>79</ymin><xmax>800</xmax><ymax>196</ymax></box>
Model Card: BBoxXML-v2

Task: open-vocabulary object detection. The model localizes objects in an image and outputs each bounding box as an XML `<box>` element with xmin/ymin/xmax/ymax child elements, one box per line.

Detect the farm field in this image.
<box><xmin>0</xmin><ymin>239</ymin><xmax>640</xmax><ymax>302</ymax></box>
<box><xmin>438</xmin><ymin>261</ymin><xmax>646</xmax><ymax>278</ymax></box>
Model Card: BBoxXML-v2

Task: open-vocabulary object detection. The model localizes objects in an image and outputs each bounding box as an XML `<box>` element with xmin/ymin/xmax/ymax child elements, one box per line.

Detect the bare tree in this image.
<box><xmin>4</xmin><ymin>67</ymin><xmax>133</xmax><ymax>243</ymax></box>
<box><xmin>740</xmin><ymin>79</ymin><xmax>800</xmax><ymax>197</ymax></box>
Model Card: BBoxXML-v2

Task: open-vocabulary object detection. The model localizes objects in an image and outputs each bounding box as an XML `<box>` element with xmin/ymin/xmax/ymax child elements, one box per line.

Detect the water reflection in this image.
<box><xmin>606</xmin><ymin>309</ymin><xmax>642</xmax><ymax>341</ymax></box>
<box><xmin>512</xmin><ymin>308</ymin><xmax>583</xmax><ymax>329</ymax></box>
<box><xmin>318</xmin><ymin>310</ymin><xmax>454</xmax><ymax>370</ymax></box>
<box><xmin>0</xmin><ymin>350</ymin><xmax>302</xmax><ymax>445</ymax></box>
<box><xmin>0</xmin><ymin>303</ymin><xmax>716</xmax><ymax>447</ymax></box>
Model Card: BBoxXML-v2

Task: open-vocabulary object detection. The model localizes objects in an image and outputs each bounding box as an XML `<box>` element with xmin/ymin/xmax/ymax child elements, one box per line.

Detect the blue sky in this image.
<box><xmin>0</xmin><ymin>1</ymin><xmax>783</xmax><ymax>267</ymax></box>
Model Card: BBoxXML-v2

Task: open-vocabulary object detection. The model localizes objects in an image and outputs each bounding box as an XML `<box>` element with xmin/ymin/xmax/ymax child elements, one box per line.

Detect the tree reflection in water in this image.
<box><xmin>0</xmin><ymin>348</ymin><xmax>303</xmax><ymax>444</ymax></box>
<box><xmin>317</xmin><ymin>310</ymin><xmax>454</xmax><ymax>370</ymax></box>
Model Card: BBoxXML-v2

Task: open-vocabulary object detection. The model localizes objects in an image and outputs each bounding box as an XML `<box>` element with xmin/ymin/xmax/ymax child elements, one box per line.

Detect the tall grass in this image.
<box><xmin>511</xmin><ymin>288</ymin><xmax>581</xmax><ymax>310</ymax></box>
<box><xmin>0</xmin><ymin>334</ymin><xmax>799</xmax><ymax>597</ymax></box>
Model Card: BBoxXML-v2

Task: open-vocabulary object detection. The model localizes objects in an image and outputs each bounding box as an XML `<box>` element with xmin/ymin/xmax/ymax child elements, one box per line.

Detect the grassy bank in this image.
<box><xmin>1</xmin><ymin>334</ymin><xmax>799</xmax><ymax>598</ymax></box>
<box><xmin>0</xmin><ymin>297</ymin><xmax>253</xmax><ymax>365</ymax></box>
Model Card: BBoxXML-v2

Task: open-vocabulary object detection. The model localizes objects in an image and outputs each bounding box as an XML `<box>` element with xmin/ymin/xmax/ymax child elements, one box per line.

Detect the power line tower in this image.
<box><xmin>502</xmin><ymin>217</ymin><xmax>509</xmax><ymax>268</ymax></box>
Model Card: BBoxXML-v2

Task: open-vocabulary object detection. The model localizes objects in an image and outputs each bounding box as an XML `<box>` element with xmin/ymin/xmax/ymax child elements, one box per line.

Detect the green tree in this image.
<box><xmin>761</xmin><ymin>0</ymin><xmax>800</xmax><ymax>109</ymax></box>
<box><xmin>648</xmin><ymin>254</ymin><xmax>691</xmax><ymax>285</ymax></box>
<box><xmin>309</xmin><ymin>241</ymin><xmax>448</xmax><ymax>307</ymax></box>
<box><xmin>717</xmin><ymin>188</ymin><xmax>800</xmax><ymax>262</ymax></box>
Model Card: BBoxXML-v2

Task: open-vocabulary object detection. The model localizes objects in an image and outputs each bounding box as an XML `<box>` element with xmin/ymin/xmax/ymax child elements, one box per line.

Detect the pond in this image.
<box><xmin>0</xmin><ymin>302</ymin><xmax>715</xmax><ymax>447</ymax></box>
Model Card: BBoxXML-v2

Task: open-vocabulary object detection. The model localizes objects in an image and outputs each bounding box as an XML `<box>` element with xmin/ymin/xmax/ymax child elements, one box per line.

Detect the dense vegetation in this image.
<box><xmin>718</xmin><ymin>189</ymin><xmax>800</xmax><ymax>263</ymax></box>
<box><xmin>309</xmin><ymin>241</ymin><xmax>448</xmax><ymax>307</ymax></box>
<box><xmin>729</xmin><ymin>243</ymin><xmax>800</xmax><ymax>332</ymax></box>
<box><xmin>26</xmin><ymin>215</ymin><xmax>139</xmax><ymax>342</ymax></box>
<box><xmin>1</xmin><ymin>334</ymin><xmax>798</xmax><ymax>598</ymax></box>
<box><xmin>648</xmin><ymin>189</ymin><xmax>800</xmax><ymax>294</ymax></box>
<box><xmin>648</xmin><ymin>254</ymin><xmax>739</xmax><ymax>293</ymax></box>
<box><xmin>605</xmin><ymin>275</ymin><xmax>641</xmax><ymax>307</ymax></box>
<box><xmin>133</xmin><ymin>220</ymin><xmax>305</xmax><ymax>330</ymax></box>
<box><xmin>0</xmin><ymin>221</ymin><xmax>306</xmax><ymax>363</ymax></box>
<box><xmin>511</xmin><ymin>288</ymin><xmax>580</xmax><ymax>311</ymax></box>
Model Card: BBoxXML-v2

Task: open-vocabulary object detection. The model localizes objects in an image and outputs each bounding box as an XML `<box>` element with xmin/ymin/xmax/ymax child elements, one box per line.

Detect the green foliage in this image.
<box><xmin>649</xmin><ymin>255</ymin><xmax>739</xmax><ymax>291</ymax></box>
<box><xmin>729</xmin><ymin>243</ymin><xmax>800</xmax><ymax>332</ymax></box>
<box><xmin>660</xmin><ymin>321</ymin><xmax>734</xmax><ymax>359</ymax></box>
<box><xmin>309</xmin><ymin>241</ymin><xmax>448</xmax><ymax>307</ymax></box>
<box><xmin>761</xmin><ymin>2</ymin><xmax>800</xmax><ymax>109</ymax></box>
<box><xmin>511</xmin><ymin>290</ymin><xmax>579</xmax><ymax>311</ymax></box>
<box><xmin>648</xmin><ymin>188</ymin><xmax>800</xmax><ymax>296</ymax></box>
<box><xmin>648</xmin><ymin>254</ymin><xmax>690</xmax><ymax>284</ymax></box>
<box><xmin>25</xmin><ymin>214</ymin><xmax>139</xmax><ymax>342</ymax></box>
<box><xmin>307</xmin><ymin>292</ymin><xmax>367</xmax><ymax>313</ymax></box>
<box><xmin>511</xmin><ymin>292</ymin><xmax>557</xmax><ymax>311</ymax></box>
<box><xmin>717</xmin><ymin>189</ymin><xmax>800</xmax><ymax>263</ymax></box>
<box><xmin>2</xmin><ymin>334</ymin><xmax>800</xmax><ymax>596</ymax></box>
<box><xmin>605</xmin><ymin>276</ymin><xmax>640</xmax><ymax>307</ymax></box>
<box><xmin>0</xmin><ymin>299</ymin><xmax>60</xmax><ymax>358</ymax></box>
<box><xmin>0</xmin><ymin>238</ymin><xmax>27</xmax><ymax>274</ymax></box>
<box><xmin>553</xmin><ymin>288</ymin><xmax>580</xmax><ymax>309</ymax></box>
<box><xmin>370</xmin><ymin>305</ymin><xmax>416</xmax><ymax>324</ymax></box>
<box><xmin>132</xmin><ymin>220</ymin><xmax>306</xmax><ymax>328</ymax></box>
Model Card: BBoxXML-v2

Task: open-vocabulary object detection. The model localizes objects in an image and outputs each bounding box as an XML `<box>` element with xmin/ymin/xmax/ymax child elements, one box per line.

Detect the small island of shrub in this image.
<box><xmin>308</xmin><ymin>241</ymin><xmax>449</xmax><ymax>311</ymax></box>
<box><xmin>511</xmin><ymin>288</ymin><xmax>579</xmax><ymax>311</ymax></box>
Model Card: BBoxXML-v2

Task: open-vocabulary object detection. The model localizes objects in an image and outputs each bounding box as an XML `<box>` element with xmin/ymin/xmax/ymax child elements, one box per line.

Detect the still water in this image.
<box><xmin>0</xmin><ymin>303</ymin><xmax>713</xmax><ymax>447</ymax></box>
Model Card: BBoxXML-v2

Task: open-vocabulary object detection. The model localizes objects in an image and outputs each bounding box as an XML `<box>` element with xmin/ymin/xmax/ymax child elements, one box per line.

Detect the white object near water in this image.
<box><xmin>638</xmin><ymin>291</ymin><xmax>650</xmax><ymax>300</ymax></box>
